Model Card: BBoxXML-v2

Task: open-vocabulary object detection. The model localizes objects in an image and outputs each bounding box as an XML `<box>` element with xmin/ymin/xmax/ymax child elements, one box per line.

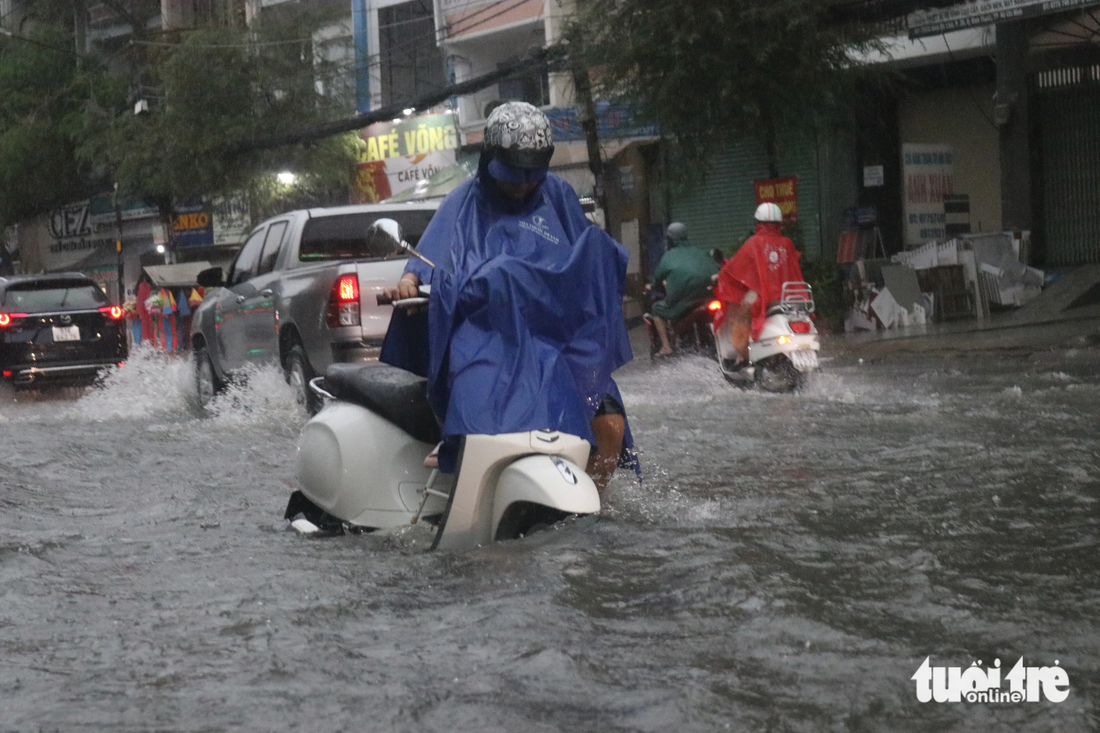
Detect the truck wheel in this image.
<box><xmin>285</xmin><ymin>344</ymin><xmax>320</xmax><ymax>415</ymax></box>
<box><xmin>193</xmin><ymin>346</ymin><xmax>223</xmax><ymax>414</ymax></box>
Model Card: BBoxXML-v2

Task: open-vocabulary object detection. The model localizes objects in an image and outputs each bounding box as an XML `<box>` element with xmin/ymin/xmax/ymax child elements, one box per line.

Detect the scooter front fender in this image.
<box><xmin>492</xmin><ymin>455</ymin><xmax>600</xmax><ymax>534</ymax></box>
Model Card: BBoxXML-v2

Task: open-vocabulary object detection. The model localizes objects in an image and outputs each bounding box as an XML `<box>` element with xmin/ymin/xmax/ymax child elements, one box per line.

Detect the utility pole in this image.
<box><xmin>114</xmin><ymin>183</ymin><xmax>125</xmax><ymax>304</ymax></box>
<box><xmin>570</xmin><ymin>61</ymin><xmax>607</xmax><ymax>228</ymax></box>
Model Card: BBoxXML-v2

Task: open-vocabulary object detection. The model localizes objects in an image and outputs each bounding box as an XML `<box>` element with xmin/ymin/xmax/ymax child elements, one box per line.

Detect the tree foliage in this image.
<box><xmin>0</xmin><ymin>24</ymin><xmax>112</xmax><ymax>225</ymax></box>
<box><xmin>568</xmin><ymin>0</ymin><xmax>887</xmax><ymax>175</ymax></box>
<box><xmin>0</xmin><ymin>1</ymin><xmax>362</xmax><ymax>227</ymax></box>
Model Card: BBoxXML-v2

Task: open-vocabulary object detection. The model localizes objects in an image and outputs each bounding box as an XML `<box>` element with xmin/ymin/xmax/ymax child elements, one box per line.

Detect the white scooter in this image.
<box><xmin>284</xmin><ymin>291</ymin><xmax>602</xmax><ymax>551</ymax></box>
<box><xmin>712</xmin><ymin>281</ymin><xmax>821</xmax><ymax>392</ymax></box>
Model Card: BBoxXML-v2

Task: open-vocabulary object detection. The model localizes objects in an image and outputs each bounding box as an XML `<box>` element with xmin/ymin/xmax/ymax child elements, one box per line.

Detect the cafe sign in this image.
<box><xmin>354</xmin><ymin>113</ymin><xmax>459</xmax><ymax>203</ymax></box>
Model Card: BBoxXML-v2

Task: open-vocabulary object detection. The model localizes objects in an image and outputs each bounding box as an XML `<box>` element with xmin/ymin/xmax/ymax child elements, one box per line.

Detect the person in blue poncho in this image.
<box><xmin>381</xmin><ymin>101</ymin><xmax>636</xmax><ymax>492</ymax></box>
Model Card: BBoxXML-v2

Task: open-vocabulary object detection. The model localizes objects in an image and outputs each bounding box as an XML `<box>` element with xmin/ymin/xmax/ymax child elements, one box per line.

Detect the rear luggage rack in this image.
<box><xmin>767</xmin><ymin>282</ymin><xmax>815</xmax><ymax>316</ymax></box>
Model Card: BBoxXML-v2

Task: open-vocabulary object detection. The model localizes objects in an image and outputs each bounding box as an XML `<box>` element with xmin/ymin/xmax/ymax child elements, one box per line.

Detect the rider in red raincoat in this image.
<box><xmin>715</xmin><ymin>203</ymin><xmax>804</xmax><ymax>363</ymax></box>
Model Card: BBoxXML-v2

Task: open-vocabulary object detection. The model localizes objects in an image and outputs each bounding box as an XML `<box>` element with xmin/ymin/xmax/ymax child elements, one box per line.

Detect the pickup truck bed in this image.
<box><xmin>190</xmin><ymin>201</ymin><xmax>440</xmax><ymax>412</ymax></box>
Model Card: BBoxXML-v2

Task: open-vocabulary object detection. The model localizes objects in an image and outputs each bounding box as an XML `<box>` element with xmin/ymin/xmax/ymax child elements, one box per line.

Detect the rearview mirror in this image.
<box><xmin>366</xmin><ymin>217</ymin><xmax>405</xmax><ymax>255</ymax></box>
<box><xmin>196</xmin><ymin>267</ymin><xmax>224</xmax><ymax>289</ymax></box>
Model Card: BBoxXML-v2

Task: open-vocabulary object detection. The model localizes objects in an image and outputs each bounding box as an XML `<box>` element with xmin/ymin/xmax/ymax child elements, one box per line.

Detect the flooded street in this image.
<box><xmin>2</xmin><ymin>331</ymin><xmax>1099</xmax><ymax>732</ymax></box>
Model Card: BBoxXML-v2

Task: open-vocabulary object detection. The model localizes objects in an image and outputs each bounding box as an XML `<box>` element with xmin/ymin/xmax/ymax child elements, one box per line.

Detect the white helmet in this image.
<box><xmin>666</xmin><ymin>222</ymin><xmax>688</xmax><ymax>243</ymax></box>
<box><xmin>754</xmin><ymin>203</ymin><xmax>783</xmax><ymax>223</ymax></box>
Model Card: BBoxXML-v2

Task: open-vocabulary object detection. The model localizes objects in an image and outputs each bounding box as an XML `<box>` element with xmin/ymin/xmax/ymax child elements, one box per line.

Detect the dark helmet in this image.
<box><xmin>484</xmin><ymin>101</ymin><xmax>555</xmax><ymax>170</ymax></box>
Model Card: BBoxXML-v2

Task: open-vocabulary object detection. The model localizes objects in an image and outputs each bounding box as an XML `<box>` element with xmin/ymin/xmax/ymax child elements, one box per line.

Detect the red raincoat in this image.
<box><xmin>715</xmin><ymin>222</ymin><xmax>804</xmax><ymax>340</ymax></box>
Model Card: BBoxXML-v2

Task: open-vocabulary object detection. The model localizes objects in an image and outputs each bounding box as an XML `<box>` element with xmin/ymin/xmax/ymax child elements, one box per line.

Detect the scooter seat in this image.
<box><xmin>323</xmin><ymin>363</ymin><xmax>441</xmax><ymax>445</ymax></box>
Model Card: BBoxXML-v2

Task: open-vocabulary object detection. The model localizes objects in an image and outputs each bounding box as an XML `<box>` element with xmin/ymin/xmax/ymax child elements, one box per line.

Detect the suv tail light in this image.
<box><xmin>0</xmin><ymin>312</ymin><xmax>27</xmax><ymax>327</ymax></box>
<box><xmin>790</xmin><ymin>320</ymin><xmax>811</xmax><ymax>334</ymax></box>
<box><xmin>325</xmin><ymin>274</ymin><xmax>361</xmax><ymax>328</ymax></box>
<box><xmin>99</xmin><ymin>306</ymin><xmax>124</xmax><ymax>320</ymax></box>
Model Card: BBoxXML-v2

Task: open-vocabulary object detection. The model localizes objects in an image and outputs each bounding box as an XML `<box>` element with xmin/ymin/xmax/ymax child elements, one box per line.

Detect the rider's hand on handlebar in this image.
<box><xmin>382</xmin><ymin>273</ymin><xmax>421</xmax><ymax>302</ymax></box>
<box><xmin>381</xmin><ymin>273</ymin><xmax>426</xmax><ymax>312</ymax></box>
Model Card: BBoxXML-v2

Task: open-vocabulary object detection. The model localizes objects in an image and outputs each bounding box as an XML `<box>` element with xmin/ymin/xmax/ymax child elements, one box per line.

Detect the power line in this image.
<box><xmin>232</xmin><ymin>44</ymin><xmax>564</xmax><ymax>154</ymax></box>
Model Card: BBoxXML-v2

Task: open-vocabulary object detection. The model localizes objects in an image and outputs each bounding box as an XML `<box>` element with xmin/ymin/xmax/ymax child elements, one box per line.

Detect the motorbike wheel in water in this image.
<box><xmin>753</xmin><ymin>354</ymin><xmax>803</xmax><ymax>393</ymax></box>
<box><xmin>494</xmin><ymin>501</ymin><xmax>571</xmax><ymax>541</ymax></box>
<box><xmin>284</xmin><ymin>344</ymin><xmax>321</xmax><ymax>416</ymax></box>
<box><xmin>193</xmin><ymin>345</ymin><xmax>223</xmax><ymax>414</ymax></box>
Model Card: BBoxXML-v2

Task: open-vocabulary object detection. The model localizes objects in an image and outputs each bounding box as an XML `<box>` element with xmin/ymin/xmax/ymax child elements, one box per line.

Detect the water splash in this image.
<box><xmin>201</xmin><ymin>362</ymin><xmax>305</xmax><ymax>429</ymax></box>
<box><xmin>69</xmin><ymin>346</ymin><xmax>192</xmax><ymax>421</ymax></box>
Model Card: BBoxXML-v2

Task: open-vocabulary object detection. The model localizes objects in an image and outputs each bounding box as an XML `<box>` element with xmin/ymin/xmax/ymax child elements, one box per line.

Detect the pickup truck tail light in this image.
<box><xmin>325</xmin><ymin>274</ymin><xmax>361</xmax><ymax>328</ymax></box>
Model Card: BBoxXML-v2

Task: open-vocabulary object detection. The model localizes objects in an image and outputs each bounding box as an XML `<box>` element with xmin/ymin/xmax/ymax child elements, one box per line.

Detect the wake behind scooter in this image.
<box><xmin>712</xmin><ymin>281</ymin><xmax>821</xmax><ymax>392</ymax></box>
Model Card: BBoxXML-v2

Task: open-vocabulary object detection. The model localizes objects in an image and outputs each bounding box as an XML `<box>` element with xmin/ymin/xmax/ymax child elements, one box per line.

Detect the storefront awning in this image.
<box><xmin>144</xmin><ymin>262</ymin><xmax>212</xmax><ymax>288</ymax></box>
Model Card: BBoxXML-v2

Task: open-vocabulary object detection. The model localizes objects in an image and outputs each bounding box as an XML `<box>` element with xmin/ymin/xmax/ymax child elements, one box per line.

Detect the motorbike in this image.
<box><xmin>711</xmin><ymin>281</ymin><xmax>820</xmax><ymax>392</ymax></box>
<box><xmin>284</xmin><ymin>290</ymin><xmax>602</xmax><ymax>550</ymax></box>
<box><xmin>642</xmin><ymin>285</ymin><xmax>718</xmax><ymax>358</ymax></box>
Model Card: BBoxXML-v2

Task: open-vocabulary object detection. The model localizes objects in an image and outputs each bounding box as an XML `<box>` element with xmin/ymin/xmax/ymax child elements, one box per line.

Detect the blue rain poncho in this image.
<box><xmin>381</xmin><ymin>153</ymin><xmax>636</xmax><ymax>470</ymax></box>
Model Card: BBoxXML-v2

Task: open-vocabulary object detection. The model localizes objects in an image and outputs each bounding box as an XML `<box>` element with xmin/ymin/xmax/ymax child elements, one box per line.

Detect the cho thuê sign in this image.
<box><xmin>754</xmin><ymin>177</ymin><xmax>799</xmax><ymax>223</ymax></box>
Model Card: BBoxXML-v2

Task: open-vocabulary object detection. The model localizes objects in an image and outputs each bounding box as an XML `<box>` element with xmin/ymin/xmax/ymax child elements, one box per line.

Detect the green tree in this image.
<box><xmin>0</xmin><ymin>1</ymin><xmax>362</xmax><ymax>227</ymax></box>
<box><xmin>84</xmin><ymin>4</ymin><xmax>361</xmax><ymax>220</ymax></box>
<box><xmin>568</xmin><ymin>0</ymin><xmax>886</xmax><ymax>177</ymax></box>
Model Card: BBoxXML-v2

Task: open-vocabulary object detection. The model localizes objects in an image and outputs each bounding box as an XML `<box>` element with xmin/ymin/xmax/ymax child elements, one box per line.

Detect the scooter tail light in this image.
<box><xmin>99</xmin><ymin>306</ymin><xmax>125</xmax><ymax>320</ymax></box>
<box><xmin>790</xmin><ymin>320</ymin><xmax>812</xmax><ymax>334</ymax></box>
<box><xmin>707</xmin><ymin>300</ymin><xmax>722</xmax><ymax>312</ymax></box>
<box><xmin>325</xmin><ymin>274</ymin><xmax>361</xmax><ymax>328</ymax></box>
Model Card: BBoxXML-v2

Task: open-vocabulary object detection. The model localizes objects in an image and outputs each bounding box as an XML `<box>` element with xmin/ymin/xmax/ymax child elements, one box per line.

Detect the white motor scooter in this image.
<box><xmin>712</xmin><ymin>281</ymin><xmax>820</xmax><ymax>392</ymax></box>
<box><xmin>284</xmin><ymin>292</ymin><xmax>601</xmax><ymax>550</ymax></box>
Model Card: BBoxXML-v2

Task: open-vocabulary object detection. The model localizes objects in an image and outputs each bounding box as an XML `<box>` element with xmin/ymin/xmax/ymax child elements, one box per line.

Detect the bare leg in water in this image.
<box><xmin>653</xmin><ymin>316</ymin><xmax>674</xmax><ymax>356</ymax></box>
<box><xmin>587</xmin><ymin>413</ymin><xmax>626</xmax><ymax>493</ymax></box>
<box><xmin>726</xmin><ymin>301</ymin><xmax>753</xmax><ymax>363</ymax></box>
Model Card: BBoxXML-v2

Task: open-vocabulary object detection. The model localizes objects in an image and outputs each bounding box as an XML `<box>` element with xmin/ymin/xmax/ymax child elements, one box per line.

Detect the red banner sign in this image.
<box><xmin>753</xmin><ymin>176</ymin><xmax>799</xmax><ymax>223</ymax></box>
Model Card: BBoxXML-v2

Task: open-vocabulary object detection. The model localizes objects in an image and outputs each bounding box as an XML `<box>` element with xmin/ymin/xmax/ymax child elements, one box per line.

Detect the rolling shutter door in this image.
<box><xmin>669</xmin><ymin>136</ymin><xmax>822</xmax><ymax>259</ymax></box>
<box><xmin>1038</xmin><ymin>66</ymin><xmax>1100</xmax><ymax>265</ymax></box>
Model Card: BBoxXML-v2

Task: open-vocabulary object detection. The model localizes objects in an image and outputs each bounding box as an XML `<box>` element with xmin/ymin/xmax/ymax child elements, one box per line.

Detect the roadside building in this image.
<box><xmin>647</xmin><ymin>2</ymin><xmax>1100</xmax><ymax>274</ymax></box>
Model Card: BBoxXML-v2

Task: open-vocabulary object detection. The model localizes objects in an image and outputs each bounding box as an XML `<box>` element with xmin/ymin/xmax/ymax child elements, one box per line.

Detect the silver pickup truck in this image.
<box><xmin>190</xmin><ymin>202</ymin><xmax>439</xmax><ymax>413</ymax></box>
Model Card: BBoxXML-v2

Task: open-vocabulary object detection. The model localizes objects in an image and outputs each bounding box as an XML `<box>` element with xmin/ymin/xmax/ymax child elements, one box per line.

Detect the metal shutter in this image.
<box><xmin>669</xmin><ymin>136</ymin><xmax>822</xmax><ymax>260</ymax></box>
<box><xmin>1038</xmin><ymin>65</ymin><xmax>1100</xmax><ymax>265</ymax></box>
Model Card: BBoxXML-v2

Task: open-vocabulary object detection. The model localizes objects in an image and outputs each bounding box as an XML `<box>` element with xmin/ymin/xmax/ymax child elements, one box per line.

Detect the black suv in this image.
<box><xmin>0</xmin><ymin>272</ymin><xmax>128</xmax><ymax>388</ymax></box>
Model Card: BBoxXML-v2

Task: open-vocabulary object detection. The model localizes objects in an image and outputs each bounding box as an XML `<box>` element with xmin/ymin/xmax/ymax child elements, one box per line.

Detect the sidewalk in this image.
<box><xmin>832</xmin><ymin>263</ymin><xmax>1100</xmax><ymax>359</ymax></box>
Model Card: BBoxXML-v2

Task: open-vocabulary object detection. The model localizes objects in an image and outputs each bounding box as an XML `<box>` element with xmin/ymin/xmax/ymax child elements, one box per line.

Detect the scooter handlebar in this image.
<box><xmin>376</xmin><ymin>286</ymin><xmax>430</xmax><ymax>308</ymax></box>
<box><xmin>392</xmin><ymin>296</ymin><xmax>429</xmax><ymax>309</ymax></box>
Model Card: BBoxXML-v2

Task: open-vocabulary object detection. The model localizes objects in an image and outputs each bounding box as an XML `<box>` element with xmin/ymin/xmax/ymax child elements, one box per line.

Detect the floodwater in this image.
<box><xmin>1</xmin><ymin>334</ymin><xmax>1099</xmax><ymax>732</ymax></box>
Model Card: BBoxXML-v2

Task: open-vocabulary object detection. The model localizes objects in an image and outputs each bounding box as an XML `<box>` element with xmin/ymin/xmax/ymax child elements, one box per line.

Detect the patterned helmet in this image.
<box><xmin>484</xmin><ymin>101</ymin><xmax>555</xmax><ymax>169</ymax></box>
